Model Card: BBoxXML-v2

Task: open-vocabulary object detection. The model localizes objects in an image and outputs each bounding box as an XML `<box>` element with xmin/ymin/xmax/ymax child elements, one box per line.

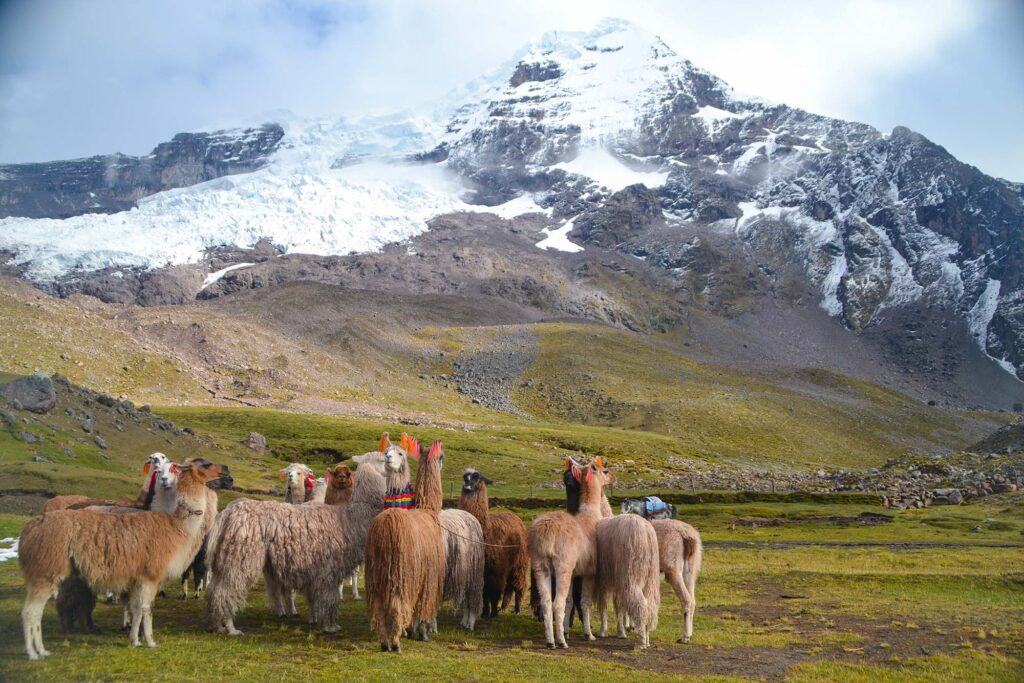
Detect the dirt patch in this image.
<box><xmin>732</xmin><ymin>512</ymin><xmax>893</xmax><ymax>528</ymax></box>
<box><xmin>0</xmin><ymin>493</ymin><xmax>48</xmax><ymax>515</ymax></box>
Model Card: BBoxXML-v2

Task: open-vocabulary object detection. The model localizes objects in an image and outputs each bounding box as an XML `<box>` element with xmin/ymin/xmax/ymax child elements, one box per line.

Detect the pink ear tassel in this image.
<box><xmin>427</xmin><ymin>440</ymin><xmax>442</xmax><ymax>460</ymax></box>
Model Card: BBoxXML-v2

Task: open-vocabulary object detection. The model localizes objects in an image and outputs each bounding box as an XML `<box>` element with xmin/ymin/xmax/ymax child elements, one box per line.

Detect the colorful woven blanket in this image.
<box><xmin>385</xmin><ymin>483</ymin><xmax>414</xmax><ymax>509</ymax></box>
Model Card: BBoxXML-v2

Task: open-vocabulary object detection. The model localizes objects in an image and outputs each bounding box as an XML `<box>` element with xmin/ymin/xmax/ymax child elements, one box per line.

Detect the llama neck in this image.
<box><xmin>599</xmin><ymin>491</ymin><xmax>613</xmax><ymax>519</ymax></box>
<box><xmin>413</xmin><ymin>458</ymin><xmax>443</xmax><ymax>512</ymax></box>
<box><xmin>348</xmin><ymin>468</ymin><xmax>387</xmax><ymax>541</ymax></box>
<box><xmin>284</xmin><ymin>479</ymin><xmax>306</xmax><ymax>504</ymax></box>
<box><xmin>563</xmin><ymin>470</ymin><xmax>581</xmax><ymax>514</ymax></box>
<box><xmin>458</xmin><ymin>486</ymin><xmax>489</xmax><ymax>526</ymax></box>
<box><xmin>576</xmin><ymin>478</ymin><xmax>604</xmax><ymax>520</ymax></box>
<box><xmin>151</xmin><ymin>482</ymin><xmax>179</xmax><ymax>514</ymax></box>
<box><xmin>385</xmin><ymin>465</ymin><xmax>411</xmax><ymax>492</ymax></box>
<box><xmin>325</xmin><ymin>484</ymin><xmax>352</xmax><ymax>505</ymax></box>
<box><xmin>172</xmin><ymin>474</ymin><xmax>210</xmax><ymax>537</ymax></box>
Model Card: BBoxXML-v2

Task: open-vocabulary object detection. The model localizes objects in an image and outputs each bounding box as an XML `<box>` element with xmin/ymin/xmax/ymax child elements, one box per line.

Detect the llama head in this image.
<box><xmin>594</xmin><ymin>456</ymin><xmax>615</xmax><ymax>486</ymax></box>
<box><xmin>142</xmin><ymin>452</ymin><xmax>172</xmax><ymax>493</ymax></box>
<box><xmin>279</xmin><ymin>463</ymin><xmax>315</xmax><ymax>494</ymax></box>
<box><xmin>180</xmin><ymin>457</ymin><xmax>223</xmax><ymax>484</ymax></box>
<box><xmin>462</xmin><ymin>468</ymin><xmax>492</xmax><ymax>493</ymax></box>
<box><xmin>325</xmin><ymin>464</ymin><xmax>354</xmax><ymax>491</ymax></box>
<box><xmin>382</xmin><ymin>441</ymin><xmax>409</xmax><ymax>473</ymax></box>
<box><xmin>160</xmin><ymin>462</ymin><xmax>181</xmax><ymax>490</ymax></box>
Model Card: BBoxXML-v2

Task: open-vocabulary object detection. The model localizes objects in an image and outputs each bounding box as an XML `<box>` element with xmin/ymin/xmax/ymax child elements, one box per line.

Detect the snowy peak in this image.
<box><xmin>444</xmin><ymin>18</ymin><xmax>733</xmax><ymax>154</ymax></box>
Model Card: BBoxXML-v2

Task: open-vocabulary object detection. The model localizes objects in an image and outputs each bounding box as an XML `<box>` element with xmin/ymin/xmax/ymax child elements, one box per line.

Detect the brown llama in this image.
<box><xmin>324</xmin><ymin>464</ymin><xmax>354</xmax><ymax>505</ymax></box>
<box><xmin>19</xmin><ymin>458</ymin><xmax>223</xmax><ymax>659</ymax></box>
<box><xmin>365</xmin><ymin>438</ymin><xmax>446</xmax><ymax>652</ymax></box>
<box><xmin>458</xmin><ymin>468</ymin><xmax>529</xmax><ymax>617</ymax></box>
<box><xmin>321</xmin><ymin>463</ymin><xmax>359</xmax><ymax>600</ymax></box>
<box><xmin>526</xmin><ymin>458</ymin><xmax>610</xmax><ymax>648</ymax></box>
<box><xmin>651</xmin><ymin>519</ymin><xmax>703</xmax><ymax>643</ymax></box>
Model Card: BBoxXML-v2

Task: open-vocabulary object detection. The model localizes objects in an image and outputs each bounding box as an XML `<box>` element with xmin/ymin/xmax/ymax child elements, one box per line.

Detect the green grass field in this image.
<box><xmin>0</xmin><ymin>493</ymin><xmax>1021</xmax><ymax>682</ymax></box>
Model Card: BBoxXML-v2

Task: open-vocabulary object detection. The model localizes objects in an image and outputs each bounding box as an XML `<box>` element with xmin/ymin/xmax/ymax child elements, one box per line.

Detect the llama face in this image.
<box><xmin>462</xmin><ymin>468</ymin><xmax>492</xmax><ymax>493</ymax></box>
<box><xmin>159</xmin><ymin>462</ymin><xmax>180</xmax><ymax>490</ymax></box>
<box><xmin>327</xmin><ymin>464</ymin><xmax>353</xmax><ymax>489</ymax></box>
<box><xmin>382</xmin><ymin>444</ymin><xmax>407</xmax><ymax>473</ymax></box>
<box><xmin>185</xmin><ymin>458</ymin><xmax>224</xmax><ymax>483</ymax></box>
<box><xmin>279</xmin><ymin>463</ymin><xmax>313</xmax><ymax>487</ymax></box>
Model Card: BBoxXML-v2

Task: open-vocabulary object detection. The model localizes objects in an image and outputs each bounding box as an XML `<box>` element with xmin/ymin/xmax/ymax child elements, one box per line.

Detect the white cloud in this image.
<box><xmin>0</xmin><ymin>0</ymin><xmax>990</xmax><ymax>164</ymax></box>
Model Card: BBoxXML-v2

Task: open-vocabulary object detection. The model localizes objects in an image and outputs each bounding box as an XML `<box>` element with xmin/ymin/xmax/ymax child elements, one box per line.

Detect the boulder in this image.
<box><xmin>244</xmin><ymin>432</ymin><xmax>268</xmax><ymax>453</ymax></box>
<box><xmin>0</xmin><ymin>374</ymin><xmax>56</xmax><ymax>413</ymax></box>
<box><xmin>931</xmin><ymin>488</ymin><xmax>963</xmax><ymax>505</ymax></box>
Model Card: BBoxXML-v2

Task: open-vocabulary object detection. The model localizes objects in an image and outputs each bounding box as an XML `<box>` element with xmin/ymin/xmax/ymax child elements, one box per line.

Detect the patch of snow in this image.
<box><xmin>465</xmin><ymin>193</ymin><xmax>552</xmax><ymax>219</ymax></box>
<box><xmin>0</xmin><ymin>537</ymin><xmax>17</xmax><ymax>563</ymax></box>
<box><xmin>868</xmin><ymin>224</ymin><xmax>923</xmax><ymax>310</ymax></box>
<box><xmin>692</xmin><ymin>106</ymin><xmax>748</xmax><ymax>130</ymax></box>
<box><xmin>967</xmin><ymin>278</ymin><xmax>1001</xmax><ymax>350</ymax></box>
<box><xmin>536</xmin><ymin>218</ymin><xmax>584</xmax><ymax>253</ymax></box>
<box><xmin>201</xmin><ymin>262</ymin><xmax>255</xmax><ymax>291</ymax></box>
<box><xmin>553</xmin><ymin>147</ymin><xmax>668</xmax><ymax>191</ymax></box>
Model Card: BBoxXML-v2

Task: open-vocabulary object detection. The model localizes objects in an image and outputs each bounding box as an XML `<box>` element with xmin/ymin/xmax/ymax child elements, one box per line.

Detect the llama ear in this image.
<box><xmin>324</xmin><ymin>468</ymin><xmax>333</xmax><ymax>481</ymax></box>
<box><xmin>483</xmin><ymin>476</ymin><xmax>493</xmax><ymax>486</ymax></box>
<box><xmin>278</xmin><ymin>469</ymin><xmax>286</xmax><ymax>480</ymax></box>
<box><xmin>428</xmin><ymin>440</ymin><xmax>442</xmax><ymax>461</ymax></box>
<box><xmin>170</xmin><ymin>463</ymin><xmax>181</xmax><ymax>475</ymax></box>
<box><xmin>409</xmin><ymin>439</ymin><xmax>421</xmax><ymax>460</ymax></box>
<box><xmin>400</xmin><ymin>432</ymin><xmax>411</xmax><ymax>451</ymax></box>
<box><xmin>378</xmin><ymin>432</ymin><xmax>391</xmax><ymax>452</ymax></box>
<box><xmin>563</xmin><ymin>456</ymin><xmax>571</xmax><ymax>471</ymax></box>
<box><xmin>594</xmin><ymin>456</ymin><xmax>604</xmax><ymax>468</ymax></box>
<box><xmin>570</xmin><ymin>463</ymin><xmax>582</xmax><ymax>482</ymax></box>
<box><xmin>143</xmin><ymin>462</ymin><xmax>151</xmax><ymax>476</ymax></box>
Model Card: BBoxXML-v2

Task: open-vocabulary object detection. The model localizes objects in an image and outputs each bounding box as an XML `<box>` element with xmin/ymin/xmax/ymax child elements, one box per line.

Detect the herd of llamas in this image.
<box><xmin>16</xmin><ymin>432</ymin><xmax>702</xmax><ymax>660</ymax></box>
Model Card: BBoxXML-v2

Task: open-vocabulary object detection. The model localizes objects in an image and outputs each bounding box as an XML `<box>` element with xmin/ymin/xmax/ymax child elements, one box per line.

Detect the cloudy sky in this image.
<box><xmin>1</xmin><ymin>0</ymin><xmax>1022</xmax><ymax>179</ymax></box>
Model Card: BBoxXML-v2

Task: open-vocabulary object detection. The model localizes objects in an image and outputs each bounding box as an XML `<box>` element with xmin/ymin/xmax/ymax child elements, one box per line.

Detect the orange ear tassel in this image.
<box><xmin>278</xmin><ymin>469</ymin><xmax>286</xmax><ymax>480</ymax></box>
<box><xmin>595</xmin><ymin>456</ymin><xmax>604</xmax><ymax>468</ymax></box>
<box><xmin>563</xmin><ymin>456</ymin><xmax>572</xmax><ymax>471</ymax></box>
<box><xmin>143</xmin><ymin>462</ymin><xmax>151</xmax><ymax>476</ymax></box>
<box><xmin>409</xmin><ymin>438</ymin><xmax>421</xmax><ymax>460</ymax></box>
<box><xmin>378</xmin><ymin>432</ymin><xmax>391</xmax><ymax>452</ymax></box>
<box><xmin>400</xmin><ymin>432</ymin><xmax>411</xmax><ymax>451</ymax></box>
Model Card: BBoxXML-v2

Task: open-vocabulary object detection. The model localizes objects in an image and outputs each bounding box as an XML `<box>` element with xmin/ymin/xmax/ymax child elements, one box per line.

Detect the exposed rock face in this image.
<box><xmin>0</xmin><ymin>374</ymin><xmax>56</xmax><ymax>414</ymax></box>
<box><xmin>0</xmin><ymin>124</ymin><xmax>284</xmax><ymax>219</ymax></box>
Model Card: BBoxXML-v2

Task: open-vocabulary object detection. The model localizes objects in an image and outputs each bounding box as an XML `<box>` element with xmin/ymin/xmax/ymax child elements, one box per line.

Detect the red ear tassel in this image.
<box><xmin>170</xmin><ymin>463</ymin><xmax>181</xmax><ymax>475</ymax></box>
<box><xmin>305</xmin><ymin>473</ymin><xmax>315</xmax><ymax>489</ymax></box>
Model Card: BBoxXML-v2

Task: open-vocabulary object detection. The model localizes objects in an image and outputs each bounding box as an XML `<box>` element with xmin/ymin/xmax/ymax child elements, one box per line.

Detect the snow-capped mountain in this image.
<box><xmin>0</xmin><ymin>18</ymin><xmax>1021</xmax><ymax>383</ymax></box>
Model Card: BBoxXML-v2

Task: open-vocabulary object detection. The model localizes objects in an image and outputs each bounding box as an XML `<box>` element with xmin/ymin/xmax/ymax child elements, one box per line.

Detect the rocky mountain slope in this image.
<box><xmin>0</xmin><ymin>124</ymin><xmax>284</xmax><ymax>219</ymax></box>
<box><xmin>0</xmin><ymin>18</ymin><xmax>1020</xmax><ymax>407</ymax></box>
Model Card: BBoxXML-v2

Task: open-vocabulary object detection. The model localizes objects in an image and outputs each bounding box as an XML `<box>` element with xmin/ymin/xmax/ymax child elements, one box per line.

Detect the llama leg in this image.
<box><xmin>138</xmin><ymin>582</ymin><xmax>158</xmax><ymax>647</ymax></box>
<box><xmin>684</xmin><ymin>561</ymin><xmax>698</xmax><ymax>643</ymax></box>
<box><xmin>616</xmin><ymin>602</ymin><xmax>628</xmax><ymax>639</ymax></box>
<box><xmin>129</xmin><ymin>587</ymin><xmax>145</xmax><ymax>647</ymax></box>
<box><xmin>534</xmin><ymin>563</ymin><xmax>556</xmax><ymax>648</ymax></box>
<box><xmin>667</xmin><ymin>569</ymin><xmax>694</xmax><ymax>643</ymax></box>
<box><xmin>552</xmin><ymin>567</ymin><xmax>572</xmax><ymax>648</ymax></box>
<box><xmin>579</xmin><ymin>577</ymin><xmax>595</xmax><ymax>641</ymax></box>
<box><xmin>22</xmin><ymin>583</ymin><xmax>52</xmax><ymax>660</ymax></box>
<box><xmin>352</xmin><ymin>567</ymin><xmax>361</xmax><ymax>600</ymax></box>
<box><xmin>181</xmin><ymin>573</ymin><xmax>189</xmax><ymax>599</ymax></box>
<box><xmin>223</xmin><ymin>617</ymin><xmax>243</xmax><ymax>636</ymax></box>
<box><xmin>263</xmin><ymin>570</ymin><xmax>285</xmax><ymax>617</ymax></box>
<box><xmin>287</xmin><ymin>589</ymin><xmax>298</xmax><ymax>616</ymax></box>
